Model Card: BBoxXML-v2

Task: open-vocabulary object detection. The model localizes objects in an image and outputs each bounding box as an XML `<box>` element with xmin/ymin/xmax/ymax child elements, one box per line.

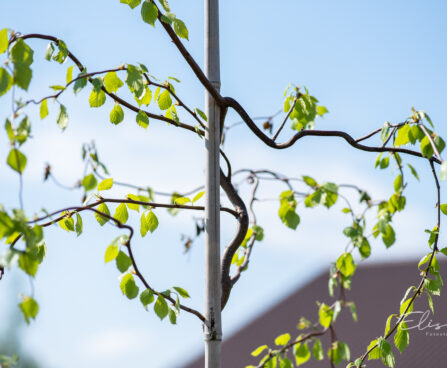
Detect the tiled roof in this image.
<box><xmin>184</xmin><ymin>259</ymin><xmax>447</xmax><ymax>368</ymax></box>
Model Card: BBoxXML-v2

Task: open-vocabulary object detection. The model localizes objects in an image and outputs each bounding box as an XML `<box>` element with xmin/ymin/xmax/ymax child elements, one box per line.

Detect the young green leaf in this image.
<box><xmin>440</xmin><ymin>204</ymin><xmax>447</xmax><ymax>215</ymax></box>
<box><xmin>158</xmin><ymin>89</ymin><xmax>172</xmax><ymax>110</ymax></box>
<box><xmin>104</xmin><ymin>71</ymin><xmax>124</xmax><ymax>93</ymax></box>
<box><xmin>0</xmin><ymin>28</ymin><xmax>8</xmax><ymax>54</ymax></box>
<box><xmin>141</xmin><ymin>1</ymin><xmax>158</xmax><ymax>26</ymax></box>
<box><xmin>120</xmin><ymin>0</ymin><xmax>141</xmax><ymax>9</ymax></box>
<box><xmin>336</xmin><ymin>253</ymin><xmax>356</xmax><ymax>277</ymax></box>
<box><xmin>97</xmin><ymin>178</ymin><xmax>113</xmax><ymax>191</ymax></box>
<box><xmin>274</xmin><ymin>333</ymin><xmax>291</xmax><ymax>346</ymax></box>
<box><xmin>173</xmin><ymin>286</ymin><xmax>190</xmax><ymax>298</ymax></box>
<box><xmin>57</xmin><ymin>104</ymin><xmax>69</xmax><ymax>130</ymax></box>
<box><xmin>251</xmin><ymin>345</ymin><xmax>268</xmax><ymax>357</ymax></box>
<box><xmin>140</xmin><ymin>288</ymin><xmax>155</xmax><ymax>309</ymax></box>
<box><xmin>168</xmin><ymin>308</ymin><xmax>177</xmax><ymax>324</ymax></box>
<box><xmin>82</xmin><ymin>174</ymin><xmax>97</xmax><ymax>191</ymax></box>
<box><xmin>105</xmin><ymin>244</ymin><xmax>119</xmax><ymax>263</ymax></box>
<box><xmin>40</xmin><ymin>99</ymin><xmax>48</xmax><ymax>119</ymax></box>
<box><xmin>116</xmin><ymin>251</ymin><xmax>132</xmax><ymax>273</ymax></box>
<box><xmin>192</xmin><ymin>191</ymin><xmax>205</xmax><ymax>203</ymax></box>
<box><xmin>154</xmin><ymin>295</ymin><xmax>169</xmax><ymax>320</ymax></box>
<box><xmin>294</xmin><ymin>341</ymin><xmax>310</xmax><ymax>366</ymax></box>
<box><xmin>7</xmin><ymin>149</ymin><xmax>27</xmax><ymax>173</ymax></box>
<box><xmin>318</xmin><ymin>303</ymin><xmax>333</xmax><ymax>328</ymax></box>
<box><xmin>89</xmin><ymin>88</ymin><xmax>106</xmax><ymax>107</ymax></box>
<box><xmin>312</xmin><ymin>339</ymin><xmax>324</xmax><ymax>360</ymax></box>
<box><xmin>0</xmin><ymin>67</ymin><xmax>13</xmax><ymax>97</ymax></box>
<box><xmin>95</xmin><ymin>203</ymin><xmax>110</xmax><ymax>226</ymax></box>
<box><xmin>136</xmin><ymin>110</ymin><xmax>149</xmax><ymax>129</ymax></box>
<box><xmin>114</xmin><ymin>203</ymin><xmax>129</xmax><ymax>224</ymax></box>
<box><xmin>66</xmin><ymin>65</ymin><xmax>73</xmax><ymax>84</ymax></box>
<box><xmin>173</xmin><ymin>18</ymin><xmax>189</xmax><ymax>40</ymax></box>
<box><xmin>174</xmin><ymin>197</ymin><xmax>191</xmax><ymax>205</ymax></box>
<box><xmin>394</xmin><ymin>322</ymin><xmax>409</xmax><ymax>353</ymax></box>
<box><xmin>145</xmin><ymin>211</ymin><xmax>159</xmax><ymax>233</ymax></box>
<box><xmin>110</xmin><ymin>104</ymin><xmax>124</xmax><ymax>125</ymax></box>
<box><xmin>120</xmin><ymin>273</ymin><xmax>139</xmax><ymax>299</ymax></box>
<box><xmin>75</xmin><ymin>213</ymin><xmax>83</xmax><ymax>236</ymax></box>
<box><xmin>194</xmin><ymin>108</ymin><xmax>207</xmax><ymax>122</ymax></box>
<box><xmin>19</xmin><ymin>296</ymin><xmax>39</xmax><ymax>324</ymax></box>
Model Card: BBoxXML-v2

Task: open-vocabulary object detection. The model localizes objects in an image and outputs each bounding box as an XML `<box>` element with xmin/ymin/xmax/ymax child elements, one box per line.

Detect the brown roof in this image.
<box><xmin>184</xmin><ymin>259</ymin><xmax>447</xmax><ymax>368</ymax></box>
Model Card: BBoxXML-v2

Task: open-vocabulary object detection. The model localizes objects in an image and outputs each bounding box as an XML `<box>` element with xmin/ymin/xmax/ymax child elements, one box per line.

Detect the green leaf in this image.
<box><xmin>40</xmin><ymin>99</ymin><xmax>48</xmax><ymax>119</ymax></box>
<box><xmin>18</xmin><ymin>253</ymin><xmax>39</xmax><ymax>277</ymax></box>
<box><xmin>75</xmin><ymin>213</ymin><xmax>83</xmax><ymax>236</ymax></box>
<box><xmin>195</xmin><ymin>108</ymin><xmax>207</xmax><ymax>121</ymax></box>
<box><xmin>66</xmin><ymin>65</ymin><xmax>73</xmax><ymax>84</ymax></box>
<box><xmin>407</xmin><ymin>163</ymin><xmax>419</xmax><ymax>181</ymax></box>
<box><xmin>136</xmin><ymin>110</ymin><xmax>149</xmax><ymax>128</ymax></box>
<box><xmin>154</xmin><ymin>295</ymin><xmax>169</xmax><ymax>320</ymax></box>
<box><xmin>168</xmin><ymin>308</ymin><xmax>177</xmax><ymax>324</ymax></box>
<box><xmin>158</xmin><ymin>0</ymin><xmax>170</xmax><ymax>11</ymax></box>
<box><xmin>400</xmin><ymin>298</ymin><xmax>414</xmax><ymax>315</ymax></box>
<box><xmin>116</xmin><ymin>251</ymin><xmax>132</xmax><ymax>273</ymax></box>
<box><xmin>13</xmin><ymin>64</ymin><xmax>32</xmax><ymax>90</ymax></box>
<box><xmin>424</xmin><ymin>278</ymin><xmax>441</xmax><ymax>296</ymax></box>
<box><xmin>328</xmin><ymin>341</ymin><xmax>350</xmax><ymax>365</ymax></box>
<box><xmin>104</xmin><ymin>71</ymin><xmax>124</xmax><ymax>93</ymax></box>
<box><xmin>174</xmin><ymin>197</ymin><xmax>191</xmax><ymax>205</ymax></box>
<box><xmin>378</xmin><ymin>338</ymin><xmax>395</xmax><ymax>367</ymax></box>
<box><xmin>7</xmin><ymin>149</ymin><xmax>27</xmax><ymax>173</ymax></box>
<box><xmin>89</xmin><ymin>87</ymin><xmax>106</xmax><ymax>108</ymax></box>
<box><xmin>109</xmin><ymin>104</ymin><xmax>124</xmax><ymax>125</ymax></box>
<box><xmin>135</xmin><ymin>86</ymin><xmax>152</xmax><ymax>106</ymax></box>
<box><xmin>336</xmin><ymin>252</ymin><xmax>356</xmax><ymax>277</ymax></box>
<box><xmin>394</xmin><ymin>174</ymin><xmax>403</xmax><ymax>192</ymax></box>
<box><xmin>251</xmin><ymin>345</ymin><xmax>268</xmax><ymax>357</ymax></box>
<box><xmin>82</xmin><ymin>174</ymin><xmax>97</xmax><ymax>191</ymax></box>
<box><xmin>0</xmin><ymin>67</ymin><xmax>13</xmax><ymax>96</ymax></box>
<box><xmin>173</xmin><ymin>286</ymin><xmax>190</xmax><ymax>298</ymax></box>
<box><xmin>73</xmin><ymin>70</ymin><xmax>88</xmax><ymax>94</ymax></box>
<box><xmin>120</xmin><ymin>0</ymin><xmax>141</xmax><ymax>9</ymax></box>
<box><xmin>95</xmin><ymin>203</ymin><xmax>110</xmax><ymax>226</ymax></box>
<box><xmin>158</xmin><ymin>89</ymin><xmax>172</xmax><ymax>110</ymax></box>
<box><xmin>126</xmin><ymin>64</ymin><xmax>144</xmax><ymax>97</ymax></box>
<box><xmin>59</xmin><ymin>214</ymin><xmax>74</xmax><ymax>232</ymax></box>
<box><xmin>367</xmin><ymin>339</ymin><xmax>380</xmax><ymax>360</ymax></box>
<box><xmin>275</xmin><ymin>333</ymin><xmax>291</xmax><ymax>346</ymax></box>
<box><xmin>441</xmin><ymin>161</ymin><xmax>447</xmax><ymax>181</ymax></box>
<box><xmin>302</xmin><ymin>175</ymin><xmax>317</xmax><ymax>187</ymax></box>
<box><xmin>44</xmin><ymin>42</ymin><xmax>55</xmax><ymax>61</ymax></box>
<box><xmin>19</xmin><ymin>296</ymin><xmax>39</xmax><ymax>324</ymax></box>
<box><xmin>97</xmin><ymin>178</ymin><xmax>113</xmax><ymax>191</ymax></box>
<box><xmin>105</xmin><ymin>244</ymin><xmax>119</xmax><ymax>263</ymax></box>
<box><xmin>294</xmin><ymin>342</ymin><xmax>310</xmax><ymax>366</ymax></box>
<box><xmin>10</xmin><ymin>39</ymin><xmax>33</xmax><ymax>66</ymax></box>
<box><xmin>382</xmin><ymin>224</ymin><xmax>396</xmax><ymax>248</ymax></box>
<box><xmin>146</xmin><ymin>211</ymin><xmax>159</xmax><ymax>233</ymax></box>
<box><xmin>126</xmin><ymin>194</ymin><xmax>140</xmax><ymax>212</ymax></box>
<box><xmin>316</xmin><ymin>105</ymin><xmax>328</xmax><ymax>116</ymax></box>
<box><xmin>114</xmin><ymin>203</ymin><xmax>129</xmax><ymax>224</ymax></box>
<box><xmin>140</xmin><ymin>213</ymin><xmax>149</xmax><ymax>237</ymax></box>
<box><xmin>141</xmin><ymin>1</ymin><xmax>158</xmax><ymax>25</ymax></box>
<box><xmin>173</xmin><ymin>18</ymin><xmax>189</xmax><ymax>40</ymax></box>
<box><xmin>394</xmin><ymin>124</ymin><xmax>410</xmax><ymax>146</ymax></box>
<box><xmin>440</xmin><ymin>247</ymin><xmax>447</xmax><ymax>257</ymax></box>
<box><xmin>120</xmin><ymin>273</ymin><xmax>139</xmax><ymax>299</ymax></box>
<box><xmin>420</xmin><ymin>135</ymin><xmax>434</xmax><ymax>158</ymax></box>
<box><xmin>0</xmin><ymin>28</ymin><xmax>8</xmax><ymax>54</ymax></box>
<box><xmin>57</xmin><ymin>104</ymin><xmax>69</xmax><ymax>130</ymax></box>
<box><xmin>140</xmin><ymin>288</ymin><xmax>155</xmax><ymax>309</ymax></box>
<box><xmin>394</xmin><ymin>322</ymin><xmax>409</xmax><ymax>353</ymax></box>
<box><xmin>312</xmin><ymin>339</ymin><xmax>324</xmax><ymax>360</ymax></box>
<box><xmin>440</xmin><ymin>204</ymin><xmax>447</xmax><ymax>215</ymax></box>
<box><xmin>52</xmin><ymin>40</ymin><xmax>68</xmax><ymax>63</ymax></box>
<box><xmin>192</xmin><ymin>191</ymin><xmax>205</xmax><ymax>203</ymax></box>
<box><xmin>318</xmin><ymin>303</ymin><xmax>333</xmax><ymax>328</ymax></box>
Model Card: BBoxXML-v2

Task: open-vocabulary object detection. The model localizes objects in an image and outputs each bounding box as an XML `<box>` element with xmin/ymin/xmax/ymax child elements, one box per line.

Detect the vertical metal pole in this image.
<box><xmin>204</xmin><ymin>0</ymin><xmax>221</xmax><ymax>367</ymax></box>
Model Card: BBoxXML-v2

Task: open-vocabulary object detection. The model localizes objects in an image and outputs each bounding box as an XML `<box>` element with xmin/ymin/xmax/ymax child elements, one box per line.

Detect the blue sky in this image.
<box><xmin>0</xmin><ymin>1</ymin><xmax>446</xmax><ymax>367</ymax></box>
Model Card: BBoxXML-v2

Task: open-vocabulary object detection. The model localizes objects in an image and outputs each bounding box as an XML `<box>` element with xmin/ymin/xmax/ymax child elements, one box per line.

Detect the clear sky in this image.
<box><xmin>0</xmin><ymin>1</ymin><xmax>446</xmax><ymax>367</ymax></box>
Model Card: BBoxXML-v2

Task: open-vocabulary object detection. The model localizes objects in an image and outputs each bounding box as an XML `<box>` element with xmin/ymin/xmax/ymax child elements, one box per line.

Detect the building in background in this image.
<box><xmin>185</xmin><ymin>259</ymin><xmax>447</xmax><ymax>367</ymax></box>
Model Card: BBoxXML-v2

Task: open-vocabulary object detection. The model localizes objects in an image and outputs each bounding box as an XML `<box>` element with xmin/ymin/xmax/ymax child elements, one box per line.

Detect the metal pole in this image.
<box><xmin>204</xmin><ymin>0</ymin><xmax>221</xmax><ymax>367</ymax></box>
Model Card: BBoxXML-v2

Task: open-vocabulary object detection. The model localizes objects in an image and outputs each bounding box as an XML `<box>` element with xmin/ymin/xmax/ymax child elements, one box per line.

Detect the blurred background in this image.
<box><xmin>0</xmin><ymin>0</ymin><xmax>446</xmax><ymax>367</ymax></box>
